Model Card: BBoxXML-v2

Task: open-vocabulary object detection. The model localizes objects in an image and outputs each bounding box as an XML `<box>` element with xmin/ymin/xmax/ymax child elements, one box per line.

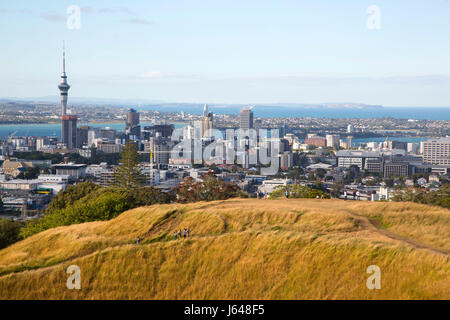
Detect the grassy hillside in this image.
<box><xmin>0</xmin><ymin>199</ymin><xmax>448</xmax><ymax>299</ymax></box>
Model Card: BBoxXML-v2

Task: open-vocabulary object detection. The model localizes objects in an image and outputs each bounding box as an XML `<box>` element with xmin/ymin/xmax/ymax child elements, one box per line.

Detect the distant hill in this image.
<box><xmin>0</xmin><ymin>97</ymin><xmax>381</xmax><ymax>110</ymax></box>
<box><xmin>0</xmin><ymin>199</ymin><xmax>448</xmax><ymax>299</ymax></box>
<box><xmin>0</xmin><ymin>96</ymin><xmax>166</xmax><ymax>106</ymax></box>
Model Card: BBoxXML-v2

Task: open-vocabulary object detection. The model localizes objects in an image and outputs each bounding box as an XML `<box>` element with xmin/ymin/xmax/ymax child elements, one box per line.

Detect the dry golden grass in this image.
<box><xmin>0</xmin><ymin>199</ymin><xmax>449</xmax><ymax>300</ymax></box>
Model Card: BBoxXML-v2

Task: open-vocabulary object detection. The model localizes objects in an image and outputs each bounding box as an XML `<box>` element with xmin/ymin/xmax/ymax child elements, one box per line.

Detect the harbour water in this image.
<box><xmin>138</xmin><ymin>106</ymin><xmax>450</xmax><ymax>120</ymax></box>
<box><xmin>352</xmin><ymin>136</ymin><xmax>429</xmax><ymax>147</ymax></box>
<box><xmin>0</xmin><ymin>122</ymin><xmax>186</xmax><ymax>139</ymax></box>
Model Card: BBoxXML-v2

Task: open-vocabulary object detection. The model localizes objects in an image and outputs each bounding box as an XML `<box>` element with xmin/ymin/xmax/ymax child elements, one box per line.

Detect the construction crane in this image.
<box><xmin>8</xmin><ymin>130</ymin><xmax>18</xmax><ymax>140</ymax></box>
<box><xmin>383</xmin><ymin>135</ymin><xmax>389</xmax><ymax>149</ymax></box>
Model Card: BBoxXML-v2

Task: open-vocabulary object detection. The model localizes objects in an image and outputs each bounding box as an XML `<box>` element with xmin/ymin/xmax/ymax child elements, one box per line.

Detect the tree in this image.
<box><xmin>17</xmin><ymin>166</ymin><xmax>41</xmax><ymax>179</ymax></box>
<box><xmin>114</xmin><ymin>141</ymin><xmax>145</xmax><ymax>189</ymax></box>
<box><xmin>384</xmin><ymin>178</ymin><xmax>394</xmax><ymax>188</ymax></box>
<box><xmin>20</xmin><ymin>182</ymin><xmax>174</xmax><ymax>239</ymax></box>
<box><xmin>125</xmin><ymin>187</ymin><xmax>174</xmax><ymax>207</ymax></box>
<box><xmin>0</xmin><ymin>218</ymin><xmax>23</xmax><ymax>249</ymax></box>
<box><xmin>331</xmin><ymin>183</ymin><xmax>344</xmax><ymax>198</ymax></box>
<box><xmin>392</xmin><ymin>185</ymin><xmax>450</xmax><ymax>209</ymax></box>
<box><xmin>269</xmin><ymin>184</ymin><xmax>329</xmax><ymax>199</ymax></box>
<box><xmin>315</xmin><ymin>168</ymin><xmax>327</xmax><ymax>179</ymax></box>
<box><xmin>46</xmin><ymin>181</ymin><xmax>101</xmax><ymax>213</ymax></box>
<box><xmin>20</xmin><ymin>188</ymin><xmax>131</xmax><ymax>238</ymax></box>
<box><xmin>173</xmin><ymin>172</ymin><xmax>242</xmax><ymax>203</ymax></box>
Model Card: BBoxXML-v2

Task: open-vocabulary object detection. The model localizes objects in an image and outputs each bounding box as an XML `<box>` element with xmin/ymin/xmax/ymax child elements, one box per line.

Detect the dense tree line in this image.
<box><xmin>20</xmin><ymin>182</ymin><xmax>173</xmax><ymax>238</ymax></box>
<box><xmin>269</xmin><ymin>184</ymin><xmax>329</xmax><ymax>199</ymax></box>
<box><xmin>173</xmin><ymin>172</ymin><xmax>244</xmax><ymax>203</ymax></box>
<box><xmin>392</xmin><ymin>185</ymin><xmax>450</xmax><ymax>209</ymax></box>
<box><xmin>0</xmin><ymin>219</ymin><xmax>23</xmax><ymax>249</ymax></box>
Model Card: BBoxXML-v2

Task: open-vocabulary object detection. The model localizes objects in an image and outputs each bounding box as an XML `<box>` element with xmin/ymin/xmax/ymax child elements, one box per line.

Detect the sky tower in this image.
<box><xmin>58</xmin><ymin>43</ymin><xmax>77</xmax><ymax>149</ymax></box>
<box><xmin>58</xmin><ymin>43</ymin><xmax>70</xmax><ymax>115</ymax></box>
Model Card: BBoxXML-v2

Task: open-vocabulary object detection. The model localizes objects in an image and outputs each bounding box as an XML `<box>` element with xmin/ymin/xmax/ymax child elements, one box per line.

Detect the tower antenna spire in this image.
<box><xmin>63</xmin><ymin>41</ymin><xmax>66</xmax><ymax>74</ymax></box>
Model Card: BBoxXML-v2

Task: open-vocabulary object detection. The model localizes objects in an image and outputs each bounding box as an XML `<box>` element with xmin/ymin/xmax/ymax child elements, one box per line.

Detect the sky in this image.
<box><xmin>1</xmin><ymin>0</ymin><xmax>450</xmax><ymax>106</ymax></box>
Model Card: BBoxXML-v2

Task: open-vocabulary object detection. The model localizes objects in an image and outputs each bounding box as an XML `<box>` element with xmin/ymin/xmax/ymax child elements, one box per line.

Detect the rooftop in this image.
<box><xmin>336</xmin><ymin>150</ymin><xmax>381</xmax><ymax>157</ymax></box>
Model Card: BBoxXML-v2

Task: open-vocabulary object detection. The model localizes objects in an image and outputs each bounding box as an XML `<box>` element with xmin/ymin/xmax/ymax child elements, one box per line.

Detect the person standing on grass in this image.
<box><xmin>187</xmin><ymin>227</ymin><xmax>190</xmax><ymax>238</ymax></box>
<box><xmin>136</xmin><ymin>236</ymin><xmax>141</xmax><ymax>245</ymax></box>
<box><xmin>178</xmin><ymin>229</ymin><xmax>182</xmax><ymax>239</ymax></box>
<box><xmin>344</xmin><ymin>190</ymin><xmax>347</xmax><ymax>200</ymax></box>
<box><xmin>174</xmin><ymin>231</ymin><xmax>178</xmax><ymax>240</ymax></box>
<box><xmin>356</xmin><ymin>190</ymin><xmax>360</xmax><ymax>200</ymax></box>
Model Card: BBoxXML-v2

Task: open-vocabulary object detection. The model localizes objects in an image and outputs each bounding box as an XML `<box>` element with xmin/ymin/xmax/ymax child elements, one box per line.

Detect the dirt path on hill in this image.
<box><xmin>348</xmin><ymin>212</ymin><xmax>450</xmax><ymax>258</ymax></box>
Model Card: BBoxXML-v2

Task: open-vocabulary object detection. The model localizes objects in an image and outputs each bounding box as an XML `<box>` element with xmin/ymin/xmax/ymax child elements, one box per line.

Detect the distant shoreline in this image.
<box><xmin>0</xmin><ymin>120</ymin><xmax>190</xmax><ymax>126</ymax></box>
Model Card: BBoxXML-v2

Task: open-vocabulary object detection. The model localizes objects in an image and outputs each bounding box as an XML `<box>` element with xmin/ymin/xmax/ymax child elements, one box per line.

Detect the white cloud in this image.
<box><xmin>98</xmin><ymin>7</ymin><xmax>134</xmax><ymax>15</ymax></box>
<box><xmin>40</xmin><ymin>12</ymin><xmax>65</xmax><ymax>22</ymax></box>
<box><xmin>140</xmin><ymin>71</ymin><xmax>163</xmax><ymax>78</ymax></box>
<box><xmin>18</xmin><ymin>9</ymin><xmax>32</xmax><ymax>14</ymax></box>
<box><xmin>80</xmin><ymin>7</ymin><xmax>94</xmax><ymax>14</ymax></box>
<box><xmin>122</xmin><ymin>18</ymin><xmax>152</xmax><ymax>25</ymax></box>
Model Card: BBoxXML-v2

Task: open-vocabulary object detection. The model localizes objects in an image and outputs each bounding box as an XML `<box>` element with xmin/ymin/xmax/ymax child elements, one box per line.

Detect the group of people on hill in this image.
<box><xmin>174</xmin><ymin>228</ymin><xmax>190</xmax><ymax>240</ymax></box>
<box><xmin>135</xmin><ymin>227</ymin><xmax>192</xmax><ymax>245</ymax></box>
<box><xmin>257</xmin><ymin>191</ymin><xmax>268</xmax><ymax>199</ymax></box>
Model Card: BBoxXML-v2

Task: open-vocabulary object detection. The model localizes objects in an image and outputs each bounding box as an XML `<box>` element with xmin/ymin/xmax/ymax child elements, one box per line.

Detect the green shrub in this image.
<box><xmin>0</xmin><ymin>219</ymin><xmax>23</xmax><ymax>249</ymax></box>
<box><xmin>20</xmin><ymin>183</ymin><xmax>173</xmax><ymax>239</ymax></box>
<box><xmin>269</xmin><ymin>184</ymin><xmax>329</xmax><ymax>199</ymax></box>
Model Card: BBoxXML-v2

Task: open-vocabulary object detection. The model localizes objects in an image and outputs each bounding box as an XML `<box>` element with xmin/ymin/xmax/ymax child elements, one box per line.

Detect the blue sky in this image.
<box><xmin>1</xmin><ymin>0</ymin><xmax>450</xmax><ymax>106</ymax></box>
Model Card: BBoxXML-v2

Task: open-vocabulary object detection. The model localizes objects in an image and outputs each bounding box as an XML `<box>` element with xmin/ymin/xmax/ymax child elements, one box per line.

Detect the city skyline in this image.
<box><xmin>1</xmin><ymin>1</ymin><xmax>449</xmax><ymax>305</ymax></box>
<box><xmin>1</xmin><ymin>0</ymin><xmax>450</xmax><ymax>106</ymax></box>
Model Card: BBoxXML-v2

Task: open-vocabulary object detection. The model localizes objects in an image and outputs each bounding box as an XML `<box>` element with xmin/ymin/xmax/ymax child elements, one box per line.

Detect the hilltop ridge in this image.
<box><xmin>0</xmin><ymin>199</ymin><xmax>449</xmax><ymax>300</ymax></box>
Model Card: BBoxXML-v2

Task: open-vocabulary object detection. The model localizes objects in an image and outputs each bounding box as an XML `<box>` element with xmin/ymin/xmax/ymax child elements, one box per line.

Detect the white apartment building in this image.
<box><xmin>407</xmin><ymin>142</ymin><xmax>419</xmax><ymax>154</ymax></box>
<box><xmin>258</xmin><ymin>178</ymin><xmax>292</xmax><ymax>194</ymax></box>
<box><xmin>336</xmin><ymin>150</ymin><xmax>381</xmax><ymax>170</ymax></box>
<box><xmin>326</xmin><ymin>134</ymin><xmax>340</xmax><ymax>149</ymax></box>
<box><xmin>422</xmin><ymin>137</ymin><xmax>450</xmax><ymax>165</ymax></box>
<box><xmin>86</xmin><ymin>163</ymin><xmax>115</xmax><ymax>186</ymax></box>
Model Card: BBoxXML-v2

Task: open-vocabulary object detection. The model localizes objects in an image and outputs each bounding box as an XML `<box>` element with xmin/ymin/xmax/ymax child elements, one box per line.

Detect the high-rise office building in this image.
<box><xmin>239</xmin><ymin>108</ymin><xmax>254</xmax><ymax>131</ymax></box>
<box><xmin>407</xmin><ymin>142</ymin><xmax>419</xmax><ymax>154</ymax></box>
<box><xmin>305</xmin><ymin>134</ymin><xmax>327</xmax><ymax>148</ymax></box>
<box><xmin>142</xmin><ymin>124</ymin><xmax>174</xmax><ymax>139</ymax></box>
<box><xmin>126</xmin><ymin>108</ymin><xmax>141</xmax><ymax>139</ymax></box>
<box><xmin>201</xmin><ymin>112</ymin><xmax>213</xmax><ymax>138</ymax></box>
<box><xmin>77</xmin><ymin>125</ymin><xmax>90</xmax><ymax>148</ymax></box>
<box><xmin>126</xmin><ymin>108</ymin><xmax>140</xmax><ymax>127</ymax></box>
<box><xmin>326</xmin><ymin>134</ymin><xmax>340</xmax><ymax>149</ymax></box>
<box><xmin>58</xmin><ymin>44</ymin><xmax>77</xmax><ymax>149</ymax></box>
<box><xmin>254</xmin><ymin>119</ymin><xmax>262</xmax><ymax>131</ymax></box>
<box><xmin>389</xmin><ymin>140</ymin><xmax>408</xmax><ymax>151</ymax></box>
<box><xmin>347</xmin><ymin>124</ymin><xmax>354</xmax><ymax>133</ymax></box>
<box><xmin>100</xmin><ymin>128</ymin><xmax>117</xmax><ymax>141</ymax></box>
<box><xmin>422</xmin><ymin>137</ymin><xmax>450</xmax><ymax>165</ymax></box>
<box><xmin>61</xmin><ymin>115</ymin><xmax>78</xmax><ymax>149</ymax></box>
<box><xmin>149</xmin><ymin>137</ymin><xmax>171</xmax><ymax>168</ymax></box>
<box><xmin>347</xmin><ymin>136</ymin><xmax>354</xmax><ymax>149</ymax></box>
